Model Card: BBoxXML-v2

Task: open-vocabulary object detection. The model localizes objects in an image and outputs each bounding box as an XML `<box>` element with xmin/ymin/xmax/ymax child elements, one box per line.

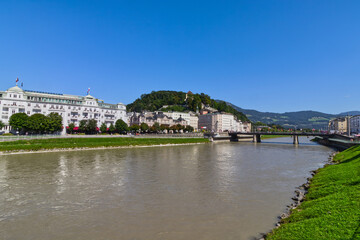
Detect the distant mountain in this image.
<box><xmin>224</xmin><ymin>102</ymin><xmax>358</xmax><ymax>129</ymax></box>
<box><xmin>338</xmin><ymin>111</ymin><xmax>360</xmax><ymax>116</ymax></box>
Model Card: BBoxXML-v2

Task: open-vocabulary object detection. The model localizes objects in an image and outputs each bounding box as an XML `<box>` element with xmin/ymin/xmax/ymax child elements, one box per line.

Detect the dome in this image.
<box><xmin>7</xmin><ymin>85</ymin><xmax>24</xmax><ymax>93</ymax></box>
<box><xmin>85</xmin><ymin>94</ymin><xmax>95</xmax><ymax>99</ymax></box>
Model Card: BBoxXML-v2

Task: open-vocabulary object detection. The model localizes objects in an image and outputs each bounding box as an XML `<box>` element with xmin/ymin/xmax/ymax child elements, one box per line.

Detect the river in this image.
<box><xmin>0</xmin><ymin>137</ymin><xmax>332</xmax><ymax>240</ymax></box>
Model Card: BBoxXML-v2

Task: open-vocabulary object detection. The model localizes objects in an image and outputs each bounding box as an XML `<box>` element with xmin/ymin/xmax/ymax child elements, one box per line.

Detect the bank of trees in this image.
<box><xmin>67</xmin><ymin>119</ymin><xmax>130</xmax><ymax>135</ymax></box>
<box><xmin>129</xmin><ymin>122</ymin><xmax>194</xmax><ymax>133</ymax></box>
<box><xmin>9</xmin><ymin>112</ymin><xmax>63</xmax><ymax>134</ymax></box>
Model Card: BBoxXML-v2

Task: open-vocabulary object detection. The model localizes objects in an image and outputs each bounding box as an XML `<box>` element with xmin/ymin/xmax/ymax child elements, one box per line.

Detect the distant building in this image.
<box><xmin>198</xmin><ymin>112</ymin><xmax>245</xmax><ymax>132</ymax></box>
<box><xmin>328</xmin><ymin>117</ymin><xmax>348</xmax><ymax>134</ymax></box>
<box><xmin>0</xmin><ymin>84</ymin><xmax>127</xmax><ymax>134</ymax></box>
<box><xmin>163</xmin><ymin>111</ymin><xmax>198</xmax><ymax>131</ymax></box>
<box><xmin>128</xmin><ymin>111</ymin><xmax>188</xmax><ymax>128</ymax></box>
<box><xmin>242</xmin><ymin>122</ymin><xmax>252</xmax><ymax>132</ymax></box>
<box><xmin>350</xmin><ymin>115</ymin><xmax>360</xmax><ymax>134</ymax></box>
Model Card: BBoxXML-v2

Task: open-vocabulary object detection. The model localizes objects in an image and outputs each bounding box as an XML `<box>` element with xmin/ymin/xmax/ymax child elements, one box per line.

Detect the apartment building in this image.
<box><xmin>328</xmin><ymin>117</ymin><xmax>348</xmax><ymax>134</ymax></box>
<box><xmin>162</xmin><ymin>111</ymin><xmax>198</xmax><ymax>131</ymax></box>
<box><xmin>350</xmin><ymin>115</ymin><xmax>360</xmax><ymax>134</ymax></box>
<box><xmin>198</xmin><ymin>112</ymin><xmax>245</xmax><ymax>132</ymax></box>
<box><xmin>128</xmin><ymin>111</ymin><xmax>188</xmax><ymax>127</ymax></box>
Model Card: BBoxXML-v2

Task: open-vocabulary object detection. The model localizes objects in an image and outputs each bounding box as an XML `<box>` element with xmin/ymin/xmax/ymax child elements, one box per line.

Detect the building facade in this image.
<box><xmin>128</xmin><ymin>111</ymin><xmax>188</xmax><ymax>128</ymax></box>
<box><xmin>162</xmin><ymin>111</ymin><xmax>198</xmax><ymax>131</ymax></box>
<box><xmin>350</xmin><ymin>115</ymin><xmax>360</xmax><ymax>134</ymax></box>
<box><xmin>0</xmin><ymin>85</ymin><xmax>127</xmax><ymax>134</ymax></box>
<box><xmin>198</xmin><ymin>112</ymin><xmax>245</xmax><ymax>132</ymax></box>
<box><xmin>328</xmin><ymin>117</ymin><xmax>348</xmax><ymax>134</ymax></box>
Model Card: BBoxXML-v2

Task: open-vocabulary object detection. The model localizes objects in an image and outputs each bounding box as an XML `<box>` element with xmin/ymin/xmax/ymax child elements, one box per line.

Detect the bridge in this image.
<box><xmin>227</xmin><ymin>132</ymin><xmax>333</xmax><ymax>145</ymax></box>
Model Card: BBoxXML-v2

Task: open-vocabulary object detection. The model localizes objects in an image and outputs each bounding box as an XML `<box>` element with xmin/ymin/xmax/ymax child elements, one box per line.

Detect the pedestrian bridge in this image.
<box><xmin>228</xmin><ymin>132</ymin><xmax>332</xmax><ymax>145</ymax></box>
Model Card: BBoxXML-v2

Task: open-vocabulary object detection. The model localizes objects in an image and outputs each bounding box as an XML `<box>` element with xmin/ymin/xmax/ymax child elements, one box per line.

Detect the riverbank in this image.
<box><xmin>0</xmin><ymin>137</ymin><xmax>209</xmax><ymax>154</ymax></box>
<box><xmin>266</xmin><ymin>145</ymin><xmax>360</xmax><ymax>239</ymax></box>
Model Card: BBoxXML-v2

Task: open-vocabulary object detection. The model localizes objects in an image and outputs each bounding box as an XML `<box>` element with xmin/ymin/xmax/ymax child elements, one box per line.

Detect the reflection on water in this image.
<box><xmin>0</xmin><ymin>137</ymin><xmax>332</xmax><ymax>240</ymax></box>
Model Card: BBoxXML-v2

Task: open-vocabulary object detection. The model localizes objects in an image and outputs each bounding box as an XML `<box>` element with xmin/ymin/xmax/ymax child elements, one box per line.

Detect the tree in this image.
<box><xmin>0</xmin><ymin>120</ymin><xmax>5</xmax><ymax>130</ymax></box>
<box><xmin>153</xmin><ymin>122</ymin><xmax>161</xmax><ymax>132</ymax></box>
<box><xmin>47</xmin><ymin>113</ymin><xmax>63</xmax><ymax>133</ymax></box>
<box><xmin>160</xmin><ymin>124</ymin><xmax>169</xmax><ymax>131</ymax></box>
<box><xmin>86</xmin><ymin>119</ymin><xmax>98</xmax><ymax>134</ymax></box>
<box><xmin>9</xmin><ymin>113</ymin><xmax>28</xmax><ymax>133</ymax></box>
<box><xmin>108</xmin><ymin>123</ymin><xmax>115</xmax><ymax>134</ymax></box>
<box><xmin>130</xmin><ymin>124</ymin><xmax>140</xmax><ymax>132</ymax></box>
<box><xmin>115</xmin><ymin>119</ymin><xmax>129</xmax><ymax>134</ymax></box>
<box><xmin>100</xmin><ymin>122</ymin><xmax>107</xmax><ymax>133</ymax></box>
<box><xmin>140</xmin><ymin>123</ymin><xmax>149</xmax><ymax>133</ymax></box>
<box><xmin>185</xmin><ymin>125</ymin><xmax>194</xmax><ymax>132</ymax></box>
<box><xmin>26</xmin><ymin>114</ymin><xmax>48</xmax><ymax>134</ymax></box>
<box><xmin>79</xmin><ymin>120</ymin><xmax>87</xmax><ymax>133</ymax></box>
<box><xmin>67</xmin><ymin>123</ymin><xmax>75</xmax><ymax>134</ymax></box>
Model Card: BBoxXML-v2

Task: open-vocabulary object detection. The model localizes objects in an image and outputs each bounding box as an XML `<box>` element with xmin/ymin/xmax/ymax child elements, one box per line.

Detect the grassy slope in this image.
<box><xmin>260</xmin><ymin>135</ymin><xmax>289</xmax><ymax>139</ymax></box>
<box><xmin>0</xmin><ymin>137</ymin><xmax>209</xmax><ymax>152</ymax></box>
<box><xmin>267</xmin><ymin>146</ymin><xmax>360</xmax><ymax>240</ymax></box>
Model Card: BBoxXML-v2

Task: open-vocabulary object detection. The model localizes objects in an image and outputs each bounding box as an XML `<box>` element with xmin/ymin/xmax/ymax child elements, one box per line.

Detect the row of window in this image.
<box><xmin>26</xmin><ymin>96</ymin><xmax>83</xmax><ymax>105</ymax></box>
<box><xmin>8</xmin><ymin>94</ymin><xmax>22</xmax><ymax>99</ymax></box>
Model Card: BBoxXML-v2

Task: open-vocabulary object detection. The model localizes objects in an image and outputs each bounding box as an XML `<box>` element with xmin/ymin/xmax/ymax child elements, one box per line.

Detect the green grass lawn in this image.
<box><xmin>266</xmin><ymin>146</ymin><xmax>360</xmax><ymax>240</ymax></box>
<box><xmin>0</xmin><ymin>137</ymin><xmax>209</xmax><ymax>152</ymax></box>
<box><xmin>261</xmin><ymin>135</ymin><xmax>289</xmax><ymax>139</ymax></box>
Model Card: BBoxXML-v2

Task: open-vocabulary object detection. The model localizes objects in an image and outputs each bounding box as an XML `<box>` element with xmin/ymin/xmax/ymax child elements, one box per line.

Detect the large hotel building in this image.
<box><xmin>0</xmin><ymin>84</ymin><xmax>127</xmax><ymax>134</ymax></box>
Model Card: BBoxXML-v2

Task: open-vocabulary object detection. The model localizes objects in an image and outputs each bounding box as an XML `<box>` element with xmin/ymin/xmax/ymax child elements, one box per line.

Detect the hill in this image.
<box><xmin>224</xmin><ymin>102</ymin><xmax>340</xmax><ymax>129</ymax></box>
<box><xmin>126</xmin><ymin>91</ymin><xmax>250</xmax><ymax>122</ymax></box>
<box><xmin>338</xmin><ymin>111</ymin><xmax>360</xmax><ymax>116</ymax></box>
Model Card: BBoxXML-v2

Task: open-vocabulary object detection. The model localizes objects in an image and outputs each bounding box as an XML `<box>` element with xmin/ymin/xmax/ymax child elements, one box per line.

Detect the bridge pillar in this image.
<box><xmin>230</xmin><ymin>134</ymin><xmax>238</xmax><ymax>142</ymax></box>
<box><xmin>253</xmin><ymin>134</ymin><xmax>261</xmax><ymax>143</ymax></box>
<box><xmin>293</xmin><ymin>135</ymin><xmax>299</xmax><ymax>145</ymax></box>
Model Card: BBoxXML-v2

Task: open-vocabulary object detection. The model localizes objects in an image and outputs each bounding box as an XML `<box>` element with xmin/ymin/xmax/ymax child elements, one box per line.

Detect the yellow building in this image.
<box><xmin>328</xmin><ymin>117</ymin><xmax>348</xmax><ymax>134</ymax></box>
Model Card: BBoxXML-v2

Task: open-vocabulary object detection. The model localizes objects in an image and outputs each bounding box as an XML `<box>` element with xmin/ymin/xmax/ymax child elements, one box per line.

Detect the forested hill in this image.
<box><xmin>224</xmin><ymin>101</ymin><xmax>337</xmax><ymax>129</ymax></box>
<box><xmin>126</xmin><ymin>91</ymin><xmax>250</xmax><ymax>122</ymax></box>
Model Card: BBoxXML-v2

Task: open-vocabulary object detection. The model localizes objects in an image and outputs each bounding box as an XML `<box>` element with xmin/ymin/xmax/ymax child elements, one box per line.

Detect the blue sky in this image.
<box><xmin>1</xmin><ymin>0</ymin><xmax>359</xmax><ymax>114</ymax></box>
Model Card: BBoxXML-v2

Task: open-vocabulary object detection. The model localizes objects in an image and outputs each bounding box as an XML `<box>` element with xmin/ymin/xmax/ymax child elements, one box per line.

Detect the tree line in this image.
<box><xmin>67</xmin><ymin>119</ymin><xmax>129</xmax><ymax>134</ymax></box>
<box><xmin>67</xmin><ymin>119</ymin><xmax>194</xmax><ymax>135</ymax></box>
<box><xmin>9</xmin><ymin>112</ymin><xmax>63</xmax><ymax>134</ymax></box>
<box><xmin>129</xmin><ymin>123</ymin><xmax>194</xmax><ymax>133</ymax></box>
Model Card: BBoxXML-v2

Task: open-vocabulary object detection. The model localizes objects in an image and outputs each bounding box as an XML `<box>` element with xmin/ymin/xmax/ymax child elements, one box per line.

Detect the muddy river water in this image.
<box><xmin>0</xmin><ymin>137</ymin><xmax>332</xmax><ymax>239</ymax></box>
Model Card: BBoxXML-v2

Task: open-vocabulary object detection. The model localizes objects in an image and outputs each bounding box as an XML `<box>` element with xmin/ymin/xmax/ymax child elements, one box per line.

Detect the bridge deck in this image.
<box><xmin>229</xmin><ymin>132</ymin><xmax>332</xmax><ymax>137</ymax></box>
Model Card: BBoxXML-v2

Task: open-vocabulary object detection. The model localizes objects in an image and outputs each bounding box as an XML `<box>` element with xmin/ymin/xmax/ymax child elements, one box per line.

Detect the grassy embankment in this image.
<box><xmin>260</xmin><ymin>135</ymin><xmax>289</xmax><ymax>139</ymax></box>
<box><xmin>0</xmin><ymin>137</ymin><xmax>209</xmax><ymax>153</ymax></box>
<box><xmin>266</xmin><ymin>146</ymin><xmax>360</xmax><ymax>240</ymax></box>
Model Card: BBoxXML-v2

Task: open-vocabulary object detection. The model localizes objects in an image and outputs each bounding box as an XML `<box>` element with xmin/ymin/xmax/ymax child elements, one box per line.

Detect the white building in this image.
<box><xmin>162</xmin><ymin>111</ymin><xmax>199</xmax><ymax>131</ymax></box>
<box><xmin>0</xmin><ymin>85</ymin><xmax>127</xmax><ymax>134</ymax></box>
<box><xmin>198</xmin><ymin>112</ymin><xmax>245</xmax><ymax>132</ymax></box>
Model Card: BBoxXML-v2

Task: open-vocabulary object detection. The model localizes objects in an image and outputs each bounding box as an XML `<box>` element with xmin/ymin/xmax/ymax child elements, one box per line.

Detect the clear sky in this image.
<box><xmin>1</xmin><ymin>0</ymin><xmax>359</xmax><ymax>114</ymax></box>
